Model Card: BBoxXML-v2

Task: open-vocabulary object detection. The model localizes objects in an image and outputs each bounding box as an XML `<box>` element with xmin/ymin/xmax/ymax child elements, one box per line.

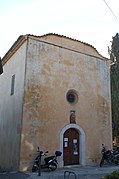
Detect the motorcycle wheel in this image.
<box><xmin>32</xmin><ymin>165</ymin><xmax>38</xmax><ymax>172</ymax></box>
<box><xmin>49</xmin><ymin>163</ymin><xmax>57</xmax><ymax>171</ymax></box>
<box><xmin>100</xmin><ymin>158</ymin><xmax>104</xmax><ymax>167</ymax></box>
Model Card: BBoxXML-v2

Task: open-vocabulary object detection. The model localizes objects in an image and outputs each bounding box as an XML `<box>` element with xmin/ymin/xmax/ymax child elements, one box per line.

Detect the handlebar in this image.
<box><xmin>37</xmin><ymin>147</ymin><xmax>49</xmax><ymax>156</ymax></box>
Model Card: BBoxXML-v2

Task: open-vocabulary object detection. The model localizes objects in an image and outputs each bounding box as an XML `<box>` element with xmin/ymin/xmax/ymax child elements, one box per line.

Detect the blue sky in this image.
<box><xmin>0</xmin><ymin>0</ymin><xmax>119</xmax><ymax>58</ymax></box>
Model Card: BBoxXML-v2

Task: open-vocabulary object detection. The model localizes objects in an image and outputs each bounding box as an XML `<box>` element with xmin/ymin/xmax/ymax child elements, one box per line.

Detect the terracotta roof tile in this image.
<box><xmin>2</xmin><ymin>33</ymin><xmax>108</xmax><ymax>64</ymax></box>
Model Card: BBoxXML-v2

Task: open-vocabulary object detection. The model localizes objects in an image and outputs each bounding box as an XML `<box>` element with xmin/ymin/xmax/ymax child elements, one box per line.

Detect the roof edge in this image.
<box><xmin>2</xmin><ymin>33</ymin><xmax>109</xmax><ymax>64</ymax></box>
<box><xmin>28</xmin><ymin>33</ymin><xmax>109</xmax><ymax>60</ymax></box>
<box><xmin>2</xmin><ymin>35</ymin><xmax>28</xmax><ymax>65</ymax></box>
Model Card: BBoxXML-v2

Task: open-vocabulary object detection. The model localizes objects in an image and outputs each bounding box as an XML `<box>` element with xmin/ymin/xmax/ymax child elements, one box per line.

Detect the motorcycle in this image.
<box><xmin>100</xmin><ymin>144</ymin><xmax>119</xmax><ymax>167</ymax></box>
<box><xmin>32</xmin><ymin>147</ymin><xmax>62</xmax><ymax>172</ymax></box>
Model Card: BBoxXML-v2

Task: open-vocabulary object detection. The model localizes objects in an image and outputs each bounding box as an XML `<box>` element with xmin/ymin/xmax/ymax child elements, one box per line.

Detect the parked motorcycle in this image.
<box><xmin>100</xmin><ymin>144</ymin><xmax>119</xmax><ymax>167</ymax></box>
<box><xmin>32</xmin><ymin>147</ymin><xmax>62</xmax><ymax>172</ymax></box>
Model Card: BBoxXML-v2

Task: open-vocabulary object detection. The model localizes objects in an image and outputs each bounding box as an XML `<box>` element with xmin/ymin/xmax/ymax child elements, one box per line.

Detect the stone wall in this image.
<box><xmin>20</xmin><ymin>36</ymin><xmax>112</xmax><ymax>170</ymax></box>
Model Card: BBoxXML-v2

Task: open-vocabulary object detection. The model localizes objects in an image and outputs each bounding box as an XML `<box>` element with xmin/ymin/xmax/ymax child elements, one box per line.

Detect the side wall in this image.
<box><xmin>0</xmin><ymin>42</ymin><xmax>27</xmax><ymax>171</ymax></box>
<box><xmin>20</xmin><ymin>38</ymin><xmax>112</xmax><ymax>170</ymax></box>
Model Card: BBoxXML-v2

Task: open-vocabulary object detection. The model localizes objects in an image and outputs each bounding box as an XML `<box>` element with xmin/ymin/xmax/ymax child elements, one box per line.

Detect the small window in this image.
<box><xmin>10</xmin><ymin>74</ymin><xmax>15</xmax><ymax>95</ymax></box>
<box><xmin>66</xmin><ymin>90</ymin><xmax>78</xmax><ymax>105</ymax></box>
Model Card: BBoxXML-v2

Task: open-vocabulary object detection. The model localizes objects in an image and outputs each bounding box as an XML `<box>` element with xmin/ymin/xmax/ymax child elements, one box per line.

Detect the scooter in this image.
<box><xmin>32</xmin><ymin>147</ymin><xmax>62</xmax><ymax>172</ymax></box>
<box><xmin>100</xmin><ymin>144</ymin><xmax>119</xmax><ymax>167</ymax></box>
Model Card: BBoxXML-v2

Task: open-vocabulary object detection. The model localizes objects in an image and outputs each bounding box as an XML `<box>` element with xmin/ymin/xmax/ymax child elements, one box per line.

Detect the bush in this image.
<box><xmin>102</xmin><ymin>170</ymin><xmax>119</xmax><ymax>179</ymax></box>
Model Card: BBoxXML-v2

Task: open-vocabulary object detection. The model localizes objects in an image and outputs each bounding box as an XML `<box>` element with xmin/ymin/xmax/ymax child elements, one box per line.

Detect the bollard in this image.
<box><xmin>38</xmin><ymin>157</ymin><xmax>41</xmax><ymax>176</ymax></box>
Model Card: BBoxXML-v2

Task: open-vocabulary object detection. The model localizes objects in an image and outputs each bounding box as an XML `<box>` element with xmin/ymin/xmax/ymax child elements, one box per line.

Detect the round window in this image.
<box><xmin>66</xmin><ymin>90</ymin><xmax>78</xmax><ymax>105</ymax></box>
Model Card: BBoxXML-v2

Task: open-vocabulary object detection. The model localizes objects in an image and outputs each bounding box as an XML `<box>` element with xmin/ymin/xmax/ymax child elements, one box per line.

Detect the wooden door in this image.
<box><xmin>63</xmin><ymin>128</ymin><xmax>79</xmax><ymax>165</ymax></box>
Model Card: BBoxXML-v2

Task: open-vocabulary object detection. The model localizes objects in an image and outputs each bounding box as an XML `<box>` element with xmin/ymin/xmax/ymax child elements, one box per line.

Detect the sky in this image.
<box><xmin>0</xmin><ymin>0</ymin><xmax>119</xmax><ymax>58</ymax></box>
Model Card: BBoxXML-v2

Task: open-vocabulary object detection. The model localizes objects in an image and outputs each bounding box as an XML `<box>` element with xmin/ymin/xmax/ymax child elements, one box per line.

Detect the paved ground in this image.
<box><xmin>0</xmin><ymin>165</ymin><xmax>119</xmax><ymax>179</ymax></box>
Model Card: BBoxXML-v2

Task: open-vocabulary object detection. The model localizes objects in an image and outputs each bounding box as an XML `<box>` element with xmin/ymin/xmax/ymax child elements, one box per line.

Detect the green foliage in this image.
<box><xmin>111</xmin><ymin>33</ymin><xmax>119</xmax><ymax>63</ymax></box>
<box><xmin>101</xmin><ymin>170</ymin><xmax>119</xmax><ymax>179</ymax></box>
<box><xmin>110</xmin><ymin>33</ymin><xmax>119</xmax><ymax>141</ymax></box>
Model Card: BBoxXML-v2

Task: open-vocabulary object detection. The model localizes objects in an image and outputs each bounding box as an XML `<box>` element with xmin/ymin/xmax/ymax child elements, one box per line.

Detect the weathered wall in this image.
<box><xmin>31</xmin><ymin>34</ymin><xmax>104</xmax><ymax>58</ymax></box>
<box><xmin>0</xmin><ymin>42</ymin><xmax>27</xmax><ymax>171</ymax></box>
<box><xmin>20</xmin><ymin>37</ymin><xmax>112</xmax><ymax>170</ymax></box>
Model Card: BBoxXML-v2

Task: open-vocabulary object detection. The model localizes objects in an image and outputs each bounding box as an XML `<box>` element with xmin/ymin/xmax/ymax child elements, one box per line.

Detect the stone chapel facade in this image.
<box><xmin>0</xmin><ymin>34</ymin><xmax>112</xmax><ymax>171</ymax></box>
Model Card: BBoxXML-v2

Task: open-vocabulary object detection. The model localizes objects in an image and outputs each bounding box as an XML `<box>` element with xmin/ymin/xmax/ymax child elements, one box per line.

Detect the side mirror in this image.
<box><xmin>37</xmin><ymin>147</ymin><xmax>40</xmax><ymax>152</ymax></box>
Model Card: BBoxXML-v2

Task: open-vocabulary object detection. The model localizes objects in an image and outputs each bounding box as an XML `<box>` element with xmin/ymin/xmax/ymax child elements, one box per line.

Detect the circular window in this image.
<box><xmin>66</xmin><ymin>90</ymin><xmax>78</xmax><ymax>105</ymax></box>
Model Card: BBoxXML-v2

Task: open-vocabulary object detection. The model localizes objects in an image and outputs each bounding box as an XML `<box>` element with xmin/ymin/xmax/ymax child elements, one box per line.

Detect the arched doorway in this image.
<box><xmin>63</xmin><ymin>128</ymin><xmax>79</xmax><ymax>165</ymax></box>
<box><xmin>59</xmin><ymin>124</ymin><xmax>86</xmax><ymax>167</ymax></box>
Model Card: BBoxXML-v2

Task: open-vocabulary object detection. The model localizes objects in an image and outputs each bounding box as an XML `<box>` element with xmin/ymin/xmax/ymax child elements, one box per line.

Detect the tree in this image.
<box><xmin>110</xmin><ymin>33</ymin><xmax>119</xmax><ymax>144</ymax></box>
<box><xmin>0</xmin><ymin>57</ymin><xmax>3</xmax><ymax>75</ymax></box>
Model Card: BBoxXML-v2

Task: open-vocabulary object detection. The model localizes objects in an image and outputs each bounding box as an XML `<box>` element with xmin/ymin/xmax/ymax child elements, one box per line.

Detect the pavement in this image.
<box><xmin>0</xmin><ymin>165</ymin><xmax>119</xmax><ymax>179</ymax></box>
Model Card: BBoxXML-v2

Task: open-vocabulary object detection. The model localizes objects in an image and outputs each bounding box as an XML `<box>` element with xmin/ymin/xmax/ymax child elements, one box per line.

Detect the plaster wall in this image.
<box><xmin>0</xmin><ymin>42</ymin><xmax>27</xmax><ymax>171</ymax></box>
<box><xmin>20</xmin><ymin>37</ymin><xmax>112</xmax><ymax>170</ymax></box>
<box><xmin>32</xmin><ymin>34</ymin><xmax>104</xmax><ymax>58</ymax></box>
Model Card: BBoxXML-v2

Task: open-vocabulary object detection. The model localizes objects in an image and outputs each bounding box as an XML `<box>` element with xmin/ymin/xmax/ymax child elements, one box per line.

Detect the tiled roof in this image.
<box><xmin>2</xmin><ymin>33</ymin><xmax>108</xmax><ymax>64</ymax></box>
<box><xmin>28</xmin><ymin>33</ymin><xmax>97</xmax><ymax>51</ymax></box>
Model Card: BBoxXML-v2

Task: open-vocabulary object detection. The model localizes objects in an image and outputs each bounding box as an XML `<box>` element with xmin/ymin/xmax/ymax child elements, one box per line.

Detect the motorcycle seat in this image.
<box><xmin>44</xmin><ymin>156</ymin><xmax>55</xmax><ymax>163</ymax></box>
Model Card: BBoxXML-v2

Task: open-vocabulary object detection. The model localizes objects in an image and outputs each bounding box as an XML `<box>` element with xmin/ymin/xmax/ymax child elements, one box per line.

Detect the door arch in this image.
<box><xmin>59</xmin><ymin>124</ymin><xmax>86</xmax><ymax>167</ymax></box>
<box><xmin>63</xmin><ymin>128</ymin><xmax>79</xmax><ymax>165</ymax></box>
